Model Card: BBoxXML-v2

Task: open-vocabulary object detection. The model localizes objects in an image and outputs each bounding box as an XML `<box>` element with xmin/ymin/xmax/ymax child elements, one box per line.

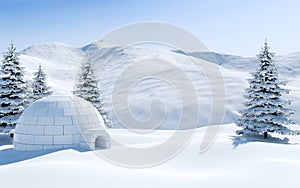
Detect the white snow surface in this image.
<box><xmin>1</xmin><ymin>42</ymin><xmax>299</xmax><ymax>128</ymax></box>
<box><xmin>1</xmin><ymin>43</ymin><xmax>300</xmax><ymax>187</ymax></box>
<box><xmin>1</xmin><ymin>124</ymin><xmax>300</xmax><ymax>188</ymax></box>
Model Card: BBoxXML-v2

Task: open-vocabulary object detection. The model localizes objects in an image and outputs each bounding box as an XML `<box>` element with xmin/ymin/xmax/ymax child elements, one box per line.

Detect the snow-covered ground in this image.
<box><xmin>1</xmin><ymin>41</ymin><xmax>299</xmax><ymax>129</ymax></box>
<box><xmin>1</xmin><ymin>41</ymin><xmax>300</xmax><ymax>187</ymax></box>
<box><xmin>1</xmin><ymin>124</ymin><xmax>300</xmax><ymax>188</ymax></box>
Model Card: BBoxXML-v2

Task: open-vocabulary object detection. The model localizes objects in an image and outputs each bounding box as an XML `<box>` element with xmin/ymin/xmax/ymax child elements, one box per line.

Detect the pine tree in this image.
<box><xmin>32</xmin><ymin>64</ymin><xmax>52</xmax><ymax>101</ymax></box>
<box><xmin>0</xmin><ymin>43</ymin><xmax>26</xmax><ymax>128</ymax></box>
<box><xmin>73</xmin><ymin>55</ymin><xmax>112</xmax><ymax>128</ymax></box>
<box><xmin>24</xmin><ymin>80</ymin><xmax>34</xmax><ymax>107</ymax></box>
<box><xmin>237</xmin><ymin>40</ymin><xmax>297</xmax><ymax>138</ymax></box>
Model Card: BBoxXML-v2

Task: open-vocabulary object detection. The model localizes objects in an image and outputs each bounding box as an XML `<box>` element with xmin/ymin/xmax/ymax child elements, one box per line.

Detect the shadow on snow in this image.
<box><xmin>0</xmin><ymin>147</ymin><xmax>90</xmax><ymax>166</ymax></box>
<box><xmin>0</xmin><ymin>134</ymin><xmax>89</xmax><ymax>166</ymax></box>
<box><xmin>231</xmin><ymin>134</ymin><xmax>297</xmax><ymax>148</ymax></box>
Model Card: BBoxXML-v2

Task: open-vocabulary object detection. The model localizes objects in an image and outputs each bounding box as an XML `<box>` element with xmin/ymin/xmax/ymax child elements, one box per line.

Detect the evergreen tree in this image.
<box><xmin>24</xmin><ymin>80</ymin><xmax>34</xmax><ymax>107</ymax></box>
<box><xmin>237</xmin><ymin>40</ymin><xmax>297</xmax><ymax>138</ymax></box>
<box><xmin>74</xmin><ymin>55</ymin><xmax>112</xmax><ymax>128</ymax></box>
<box><xmin>32</xmin><ymin>64</ymin><xmax>52</xmax><ymax>101</ymax></box>
<box><xmin>0</xmin><ymin>43</ymin><xmax>26</xmax><ymax>128</ymax></box>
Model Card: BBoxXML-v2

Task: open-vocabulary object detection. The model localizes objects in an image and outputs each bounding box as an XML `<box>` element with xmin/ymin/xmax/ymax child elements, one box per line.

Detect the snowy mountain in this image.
<box><xmin>1</xmin><ymin>42</ymin><xmax>299</xmax><ymax>129</ymax></box>
<box><xmin>19</xmin><ymin>42</ymin><xmax>85</xmax><ymax>94</ymax></box>
<box><xmin>2</xmin><ymin>42</ymin><xmax>300</xmax><ymax>188</ymax></box>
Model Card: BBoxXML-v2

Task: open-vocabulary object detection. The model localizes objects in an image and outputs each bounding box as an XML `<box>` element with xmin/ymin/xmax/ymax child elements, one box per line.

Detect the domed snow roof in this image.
<box><xmin>13</xmin><ymin>95</ymin><xmax>109</xmax><ymax>151</ymax></box>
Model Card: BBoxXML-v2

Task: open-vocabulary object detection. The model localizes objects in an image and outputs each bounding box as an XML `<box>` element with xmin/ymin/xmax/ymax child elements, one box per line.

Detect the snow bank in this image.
<box><xmin>1</xmin><ymin>124</ymin><xmax>300</xmax><ymax>188</ymax></box>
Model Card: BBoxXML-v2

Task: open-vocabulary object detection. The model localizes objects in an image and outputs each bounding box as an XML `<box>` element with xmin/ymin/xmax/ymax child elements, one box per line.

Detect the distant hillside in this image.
<box><xmin>0</xmin><ymin>41</ymin><xmax>298</xmax><ymax>129</ymax></box>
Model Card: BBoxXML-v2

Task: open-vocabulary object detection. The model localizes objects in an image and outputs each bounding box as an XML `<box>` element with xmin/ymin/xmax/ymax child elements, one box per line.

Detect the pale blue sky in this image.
<box><xmin>0</xmin><ymin>0</ymin><xmax>300</xmax><ymax>56</ymax></box>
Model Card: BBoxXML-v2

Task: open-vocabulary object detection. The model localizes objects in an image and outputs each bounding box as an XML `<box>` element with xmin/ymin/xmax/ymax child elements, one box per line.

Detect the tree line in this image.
<box><xmin>0</xmin><ymin>43</ymin><xmax>111</xmax><ymax>132</ymax></box>
<box><xmin>0</xmin><ymin>40</ymin><xmax>297</xmax><ymax>139</ymax></box>
<box><xmin>0</xmin><ymin>43</ymin><xmax>52</xmax><ymax>130</ymax></box>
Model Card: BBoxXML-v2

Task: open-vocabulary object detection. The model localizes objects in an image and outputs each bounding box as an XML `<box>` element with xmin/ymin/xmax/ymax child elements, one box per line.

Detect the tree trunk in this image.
<box><xmin>264</xmin><ymin>132</ymin><xmax>268</xmax><ymax>139</ymax></box>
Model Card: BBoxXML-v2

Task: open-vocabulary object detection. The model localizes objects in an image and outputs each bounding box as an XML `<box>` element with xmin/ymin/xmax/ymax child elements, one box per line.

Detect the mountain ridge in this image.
<box><xmin>1</xmin><ymin>41</ymin><xmax>299</xmax><ymax>129</ymax></box>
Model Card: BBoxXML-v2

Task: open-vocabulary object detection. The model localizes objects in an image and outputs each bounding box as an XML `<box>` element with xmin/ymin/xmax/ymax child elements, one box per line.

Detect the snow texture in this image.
<box><xmin>1</xmin><ymin>124</ymin><xmax>300</xmax><ymax>188</ymax></box>
<box><xmin>0</xmin><ymin>41</ymin><xmax>299</xmax><ymax>130</ymax></box>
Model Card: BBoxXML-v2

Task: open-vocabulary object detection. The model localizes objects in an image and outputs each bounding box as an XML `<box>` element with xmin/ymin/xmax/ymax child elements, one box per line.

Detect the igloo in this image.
<box><xmin>13</xmin><ymin>96</ymin><xmax>110</xmax><ymax>151</ymax></box>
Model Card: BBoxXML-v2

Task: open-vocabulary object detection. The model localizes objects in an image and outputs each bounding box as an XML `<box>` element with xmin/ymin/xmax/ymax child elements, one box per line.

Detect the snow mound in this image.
<box><xmin>1</xmin><ymin>124</ymin><xmax>300</xmax><ymax>188</ymax></box>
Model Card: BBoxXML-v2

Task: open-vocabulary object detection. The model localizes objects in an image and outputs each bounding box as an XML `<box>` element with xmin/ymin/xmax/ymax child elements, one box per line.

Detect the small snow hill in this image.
<box><xmin>0</xmin><ymin>124</ymin><xmax>300</xmax><ymax>188</ymax></box>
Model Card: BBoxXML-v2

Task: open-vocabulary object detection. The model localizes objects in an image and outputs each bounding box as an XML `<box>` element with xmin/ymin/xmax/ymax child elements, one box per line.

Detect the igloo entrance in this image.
<box><xmin>95</xmin><ymin>135</ymin><xmax>110</xmax><ymax>149</ymax></box>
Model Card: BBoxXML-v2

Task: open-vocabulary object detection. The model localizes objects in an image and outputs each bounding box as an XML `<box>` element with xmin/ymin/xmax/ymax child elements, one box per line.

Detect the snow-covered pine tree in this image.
<box><xmin>237</xmin><ymin>40</ymin><xmax>297</xmax><ymax>138</ymax></box>
<box><xmin>73</xmin><ymin>55</ymin><xmax>112</xmax><ymax>128</ymax></box>
<box><xmin>0</xmin><ymin>43</ymin><xmax>26</xmax><ymax>128</ymax></box>
<box><xmin>24</xmin><ymin>80</ymin><xmax>34</xmax><ymax>108</ymax></box>
<box><xmin>32</xmin><ymin>64</ymin><xmax>52</xmax><ymax>101</ymax></box>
